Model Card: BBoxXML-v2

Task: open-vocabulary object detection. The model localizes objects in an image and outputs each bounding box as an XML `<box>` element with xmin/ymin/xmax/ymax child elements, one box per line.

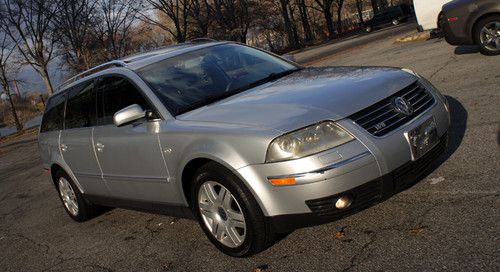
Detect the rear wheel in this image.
<box><xmin>191</xmin><ymin>162</ymin><xmax>275</xmax><ymax>257</ymax></box>
<box><xmin>55</xmin><ymin>170</ymin><xmax>98</xmax><ymax>222</ymax></box>
<box><xmin>474</xmin><ymin>15</ymin><xmax>500</xmax><ymax>55</ymax></box>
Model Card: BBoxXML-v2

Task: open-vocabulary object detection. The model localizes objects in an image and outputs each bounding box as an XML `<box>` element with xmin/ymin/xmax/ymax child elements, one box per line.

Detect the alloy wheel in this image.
<box><xmin>58</xmin><ymin>177</ymin><xmax>79</xmax><ymax>216</ymax></box>
<box><xmin>480</xmin><ymin>21</ymin><xmax>500</xmax><ymax>52</ymax></box>
<box><xmin>198</xmin><ymin>181</ymin><xmax>246</xmax><ymax>248</ymax></box>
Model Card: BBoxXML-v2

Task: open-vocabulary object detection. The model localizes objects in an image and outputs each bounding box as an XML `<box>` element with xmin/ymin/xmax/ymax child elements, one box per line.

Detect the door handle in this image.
<box><xmin>96</xmin><ymin>142</ymin><xmax>104</xmax><ymax>152</ymax></box>
<box><xmin>60</xmin><ymin>143</ymin><xmax>68</xmax><ymax>152</ymax></box>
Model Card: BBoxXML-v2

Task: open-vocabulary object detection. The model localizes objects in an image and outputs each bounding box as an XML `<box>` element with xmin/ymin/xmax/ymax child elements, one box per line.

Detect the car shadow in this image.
<box><xmin>454</xmin><ymin>45</ymin><xmax>480</xmax><ymax>55</ymax></box>
<box><xmin>438</xmin><ymin>96</ymin><xmax>467</xmax><ymax>164</ymax></box>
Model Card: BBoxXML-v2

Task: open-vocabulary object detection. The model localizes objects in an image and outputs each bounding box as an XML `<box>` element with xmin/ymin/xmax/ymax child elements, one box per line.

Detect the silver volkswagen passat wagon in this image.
<box><xmin>39</xmin><ymin>41</ymin><xmax>450</xmax><ymax>257</ymax></box>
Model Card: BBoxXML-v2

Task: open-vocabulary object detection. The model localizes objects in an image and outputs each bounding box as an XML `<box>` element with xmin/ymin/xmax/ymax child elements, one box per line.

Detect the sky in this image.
<box><xmin>16</xmin><ymin>57</ymin><xmax>66</xmax><ymax>95</ymax></box>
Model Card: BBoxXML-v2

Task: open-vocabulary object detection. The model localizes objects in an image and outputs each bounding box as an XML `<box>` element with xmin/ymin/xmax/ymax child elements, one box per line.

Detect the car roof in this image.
<box><xmin>57</xmin><ymin>40</ymin><xmax>228</xmax><ymax>92</ymax></box>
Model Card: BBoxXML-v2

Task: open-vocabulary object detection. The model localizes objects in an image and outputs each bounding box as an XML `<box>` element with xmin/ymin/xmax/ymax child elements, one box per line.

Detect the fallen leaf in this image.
<box><xmin>254</xmin><ymin>264</ymin><xmax>269</xmax><ymax>272</ymax></box>
<box><xmin>409</xmin><ymin>225</ymin><xmax>428</xmax><ymax>235</ymax></box>
<box><xmin>430</xmin><ymin>177</ymin><xmax>445</xmax><ymax>185</ymax></box>
<box><xmin>335</xmin><ymin>230</ymin><xmax>345</xmax><ymax>238</ymax></box>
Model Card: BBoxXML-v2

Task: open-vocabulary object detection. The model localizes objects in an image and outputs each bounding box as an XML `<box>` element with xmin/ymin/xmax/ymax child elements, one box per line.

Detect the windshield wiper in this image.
<box><xmin>177</xmin><ymin>68</ymin><xmax>303</xmax><ymax>115</ymax></box>
<box><xmin>237</xmin><ymin>68</ymin><xmax>303</xmax><ymax>93</ymax></box>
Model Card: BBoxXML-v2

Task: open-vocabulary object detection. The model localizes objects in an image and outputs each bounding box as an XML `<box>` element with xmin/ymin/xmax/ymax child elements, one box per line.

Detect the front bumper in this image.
<box><xmin>236</xmin><ymin>93</ymin><xmax>450</xmax><ymax>224</ymax></box>
<box><xmin>268</xmin><ymin>133</ymin><xmax>447</xmax><ymax>232</ymax></box>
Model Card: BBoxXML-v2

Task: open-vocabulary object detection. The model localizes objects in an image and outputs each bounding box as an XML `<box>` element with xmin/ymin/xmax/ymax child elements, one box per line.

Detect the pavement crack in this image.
<box><xmin>13</xmin><ymin>233</ymin><xmax>51</xmax><ymax>255</ymax></box>
<box><xmin>341</xmin><ymin>230</ymin><xmax>376</xmax><ymax>272</ymax></box>
<box><xmin>430</xmin><ymin>56</ymin><xmax>457</xmax><ymax>79</ymax></box>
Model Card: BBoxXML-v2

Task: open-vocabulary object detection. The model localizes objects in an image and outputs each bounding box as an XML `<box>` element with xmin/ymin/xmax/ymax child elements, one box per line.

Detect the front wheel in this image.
<box><xmin>392</xmin><ymin>19</ymin><xmax>400</xmax><ymax>26</ymax></box>
<box><xmin>474</xmin><ymin>15</ymin><xmax>500</xmax><ymax>56</ymax></box>
<box><xmin>192</xmin><ymin>162</ymin><xmax>275</xmax><ymax>257</ymax></box>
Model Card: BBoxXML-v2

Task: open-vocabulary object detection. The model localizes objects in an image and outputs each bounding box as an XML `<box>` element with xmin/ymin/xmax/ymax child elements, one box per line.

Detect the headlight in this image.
<box><xmin>266</xmin><ymin>121</ymin><xmax>354</xmax><ymax>163</ymax></box>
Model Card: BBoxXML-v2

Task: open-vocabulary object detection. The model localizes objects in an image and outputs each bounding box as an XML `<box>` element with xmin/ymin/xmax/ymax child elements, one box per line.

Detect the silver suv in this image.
<box><xmin>38</xmin><ymin>41</ymin><xmax>450</xmax><ymax>257</ymax></box>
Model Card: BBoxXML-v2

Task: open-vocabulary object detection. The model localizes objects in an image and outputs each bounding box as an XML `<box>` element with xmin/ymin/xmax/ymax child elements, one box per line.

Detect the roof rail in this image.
<box><xmin>189</xmin><ymin>38</ymin><xmax>217</xmax><ymax>43</ymax></box>
<box><xmin>58</xmin><ymin>60</ymin><xmax>127</xmax><ymax>90</ymax></box>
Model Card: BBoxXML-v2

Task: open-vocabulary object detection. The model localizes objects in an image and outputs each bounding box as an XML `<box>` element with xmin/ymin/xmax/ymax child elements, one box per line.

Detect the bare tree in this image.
<box><xmin>187</xmin><ymin>0</ymin><xmax>211</xmax><ymax>38</ymax></box>
<box><xmin>314</xmin><ymin>0</ymin><xmax>336</xmax><ymax>39</ymax></box>
<box><xmin>140</xmin><ymin>0</ymin><xmax>190</xmax><ymax>43</ymax></box>
<box><xmin>0</xmin><ymin>33</ymin><xmax>22</xmax><ymax>131</ymax></box>
<box><xmin>296</xmin><ymin>0</ymin><xmax>314</xmax><ymax>43</ymax></box>
<box><xmin>0</xmin><ymin>0</ymin><xmax>59</xmax><ymax>94</ymax></box>
<box><xmin>279</xmin><ymin>0</ymin><xmax>299</xmax><ymax>49</ymax></box>
<box><xmin>96</xmin><ymin>0</ymin><xmax>141</xmax><ymax>60</ymax></box>
<box><xmin>355</xmin><ymin>0</ymin><xmax>365</xmax><ymax>26</ymax></box>
<box><xmin>333</xmin><ymin>0</ymin><xmax>345</xmax><ymax>34</ymax></box>
<box><xmin>212</xmin><ymin>0</ymin><xmax>257</xmax><ymax>43</ymax></box>
<box><xmin>55</xmin><ymin>0</ymin><xmax>99</xmax><ymax>72</ymax></box>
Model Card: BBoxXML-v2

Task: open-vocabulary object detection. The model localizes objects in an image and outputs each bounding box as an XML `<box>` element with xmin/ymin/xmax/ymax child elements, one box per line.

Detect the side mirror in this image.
<box><xmin>113</xmin><ymin>104</ymin><xmax>145</xmax><ymax>127</ymax></box>
<box><xmin>282</xmin><ymin>54</ymin><xmax>296</xmax><ymax>62</ymax></box>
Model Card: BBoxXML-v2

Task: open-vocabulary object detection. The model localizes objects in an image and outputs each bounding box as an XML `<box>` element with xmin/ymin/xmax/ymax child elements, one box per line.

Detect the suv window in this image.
<box><xmin>65</xmin><ymin>80</ymin><xmax>96</xmax><ymax>129</ymax></box>
<box><xmin>40</xmin><ymin>93</ymin><xmax>66</xmax><ymax>132</ymax></box>
<box><xmin>96</xmin><ymin>76</ymin><xmax>149</xmax><ymax>125</ymax></box>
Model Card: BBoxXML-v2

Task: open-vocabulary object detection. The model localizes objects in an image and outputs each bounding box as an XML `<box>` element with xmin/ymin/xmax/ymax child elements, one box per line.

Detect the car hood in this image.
<box><xmin>177</xmin><ymin>66</ymin><xmax>417</xmax><ymax>132</ymax></box>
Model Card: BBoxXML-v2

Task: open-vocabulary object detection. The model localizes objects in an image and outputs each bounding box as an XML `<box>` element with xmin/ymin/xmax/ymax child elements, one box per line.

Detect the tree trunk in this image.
<box><xmin>40</xmin><ymin>66</ymin><xmax>55</xmax><ymax>94</ymax></box>
<box><xmin>6</xmin><ymin>88</ymin><xmax>22</xmax><ymax>132</ymax></box>
<box><xmin>335</xmin><ymin>1</ymin><xmax>345</xmax><ymax>34</ymax></box>
<box><xmin>370</xmin><ymin>0</ymin><xmax>379</xmax><ymax>13</ymax></box>
<box><xmin>288</xmin><ymin>3</ymin><xmax>301</xmax><ymax>47</ymax></box>
<box><xmin>279</xmin><ymin>0</ymin><xmax>298</xmax><ymax>49</ymax></box>
<box><xmin>324</xmin><ymin>7</ymin><xmax>336</xmax><ymax>39</ymax></box>
<box><xmin>297</xmin><ymin>0</ymin><xmax>314</xmax><ymax>43</ymax></box>
<box><xmin>355</xmin><ymin>0</ymin><xmax>364</xmax><ymax>26</ymax></box>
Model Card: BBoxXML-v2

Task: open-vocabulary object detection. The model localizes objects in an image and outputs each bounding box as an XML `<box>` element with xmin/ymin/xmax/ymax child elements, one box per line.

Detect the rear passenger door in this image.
<box><xmin>39</xmin><ymin>93</ymin><xmax>66</xmax><ymax>166</ymax></box>
<box><xmin>92</xmin><ymin>75</ymin><xmax>171</xmax><ymax>202</ymax></box>
<box><xmin>60</xmin><ymin>80</ymin><xmax>108</xmax><ymax>196</ymax></box>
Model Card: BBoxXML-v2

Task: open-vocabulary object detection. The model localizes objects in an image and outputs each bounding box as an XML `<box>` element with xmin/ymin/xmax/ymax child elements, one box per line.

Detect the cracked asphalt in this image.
<box><xmin>1</xmin><ymin>35</ymin><xmax>499</xmax><ymax>271</ymax></box>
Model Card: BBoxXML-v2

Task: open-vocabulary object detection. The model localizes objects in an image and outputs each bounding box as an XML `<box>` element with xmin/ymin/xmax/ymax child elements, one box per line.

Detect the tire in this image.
<box><xmin>54</xmin><ymin>170</ymin><xmax>98</xmax><ymax>222</ymax></box>
<box><xmin>365</xmin><ymin>26</ymin><xmax>373</xmax><ymax>33</ymax></box>
<box><xmin>473</xmin><ymin>15</ymin><xmax>500</xmax><ymax>56</ymax></box>
<box><xmin>191</xmin><ymin>162</ymin><xmax>275</xmax><ymax>257</ymax></box>
<box><xmin>392</xmin><ymin>19</ymin><xmax>400</xmax><ymax>26</ymax></box>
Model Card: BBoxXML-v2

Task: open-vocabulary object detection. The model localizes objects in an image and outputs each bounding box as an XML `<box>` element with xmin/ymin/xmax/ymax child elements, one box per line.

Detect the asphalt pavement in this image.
<box><xmin>0</xmin><ymin>31</ymin><xmax>499</xmax><ymax>272</ymax></box>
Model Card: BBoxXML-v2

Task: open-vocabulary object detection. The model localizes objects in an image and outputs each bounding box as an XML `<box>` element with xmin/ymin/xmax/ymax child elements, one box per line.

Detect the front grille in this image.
<box><xmin>349</xmin><ymin>81</ymin><xmax>435</xmax><ymax>136</ymax></box>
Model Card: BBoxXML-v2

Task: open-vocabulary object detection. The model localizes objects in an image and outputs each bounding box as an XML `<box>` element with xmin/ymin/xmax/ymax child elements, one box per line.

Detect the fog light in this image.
<box><xmin>335</xmin><ymin>196</ymin><xmax>352</xmax><ymax>209</ymax></box>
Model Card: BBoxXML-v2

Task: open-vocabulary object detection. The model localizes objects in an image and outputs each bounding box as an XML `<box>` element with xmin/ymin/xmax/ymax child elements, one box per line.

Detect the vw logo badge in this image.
<box><xmin>392</xmin><ymin>97</ymin><xmax>414</xmax><ymax>116</ymax></box>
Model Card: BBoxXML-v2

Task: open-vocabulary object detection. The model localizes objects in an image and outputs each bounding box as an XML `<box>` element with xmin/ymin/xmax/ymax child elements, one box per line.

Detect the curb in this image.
<box><xmin>395</xmin><ymin>31</ymin><xmax>431</xmax><ymax>43</ymax></box>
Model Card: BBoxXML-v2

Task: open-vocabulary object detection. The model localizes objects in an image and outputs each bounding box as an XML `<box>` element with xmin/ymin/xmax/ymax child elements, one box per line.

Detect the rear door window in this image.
<box><xmin>65</xmin><ymin>80</ymin><xmax>96</xmax><ymax>129</ymax></box>
<box><xmin>95</xmin><ymin>76</ymin><xmax>150</xmax><ymax>125</ymax></box>
<box><xmin>40</xmin><ymin>93</ymin><xmax>66</xmax><ymax>132</ymax></box>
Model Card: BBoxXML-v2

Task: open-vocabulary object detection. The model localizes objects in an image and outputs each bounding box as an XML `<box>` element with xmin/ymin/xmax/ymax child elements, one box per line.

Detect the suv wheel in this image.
<box><xmin>474</xmin><ymin>15</ymin><xmax>500</xmax><ymax>56</ymax></box>
<box><xmin>392</xmin><ymin>19</ymin><xmax>400</xmax><ymax>26</ymax></box>
<box><xmin>192</xmin><ymin>162</ymin><xmax>275</xmax><ymax>257</ymax></box>
<box><xmin>55</xmin><ymin>170</ymin><xmax>98</xmax><ymax>222</ymax></box>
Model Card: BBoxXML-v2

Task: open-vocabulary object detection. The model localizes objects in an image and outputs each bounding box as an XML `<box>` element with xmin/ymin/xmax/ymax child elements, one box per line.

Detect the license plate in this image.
<box><xmin>406</xmin><ymin>118</ymin><xmax>439</xmax><ymax>160</ymax></box>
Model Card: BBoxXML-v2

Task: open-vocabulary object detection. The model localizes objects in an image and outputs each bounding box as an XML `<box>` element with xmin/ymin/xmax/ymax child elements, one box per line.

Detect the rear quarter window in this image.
<box><xmin>40</xmin><ymin>93</ymin><xmax>66</xmax><ymax>133</ymax></box>
<box><xmin>65</xmin><ymin>80</ymin><xmax>96</xmax><ymax>129</ymax></box>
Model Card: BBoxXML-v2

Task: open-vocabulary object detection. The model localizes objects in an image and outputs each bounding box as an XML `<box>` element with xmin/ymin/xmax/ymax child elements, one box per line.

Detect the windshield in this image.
<box><xmin>137</xmin><ymin>43</ymin><xmax>299</xmax><ymax>116</ymax></box>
